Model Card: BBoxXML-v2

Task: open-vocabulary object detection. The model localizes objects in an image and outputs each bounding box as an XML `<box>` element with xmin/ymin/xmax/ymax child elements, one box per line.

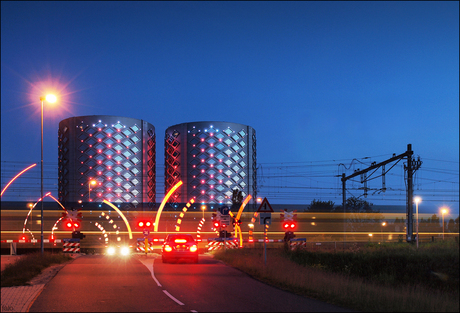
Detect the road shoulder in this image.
<box><xmin>1</xmin><ymin>254</ymin><xmax>81</xmax><ymax>312</ymax></box>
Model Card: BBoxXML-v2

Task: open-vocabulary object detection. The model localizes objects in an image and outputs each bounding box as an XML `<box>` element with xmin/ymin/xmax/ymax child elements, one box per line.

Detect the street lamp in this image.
<box><xmin>441</xmin><ymin>207</ymin><xmax>448</xmax><ymax>240</ymax></box>
<box><xmin>89</xmin><ymin>180</ymin><xmax>97</xmax><ymax>202</ymax></box>
<box><xmin>414</xmin><ymin>197</ymin><xmax>421</xmax><ymax>248</ymax></box>
<box><xmin>381</xmin><ymin>222</ymin><xmax>386</xmax><ymax>243</ymax></box>
<box><xmin>39</xmin><ymin>94</ymin><xmax>56</xmax><ymax>255</ymax></box>
<box><xmin>201</xmin><ymin>205</ymin><xmax>206</xmax><ymax>219</ymax></box>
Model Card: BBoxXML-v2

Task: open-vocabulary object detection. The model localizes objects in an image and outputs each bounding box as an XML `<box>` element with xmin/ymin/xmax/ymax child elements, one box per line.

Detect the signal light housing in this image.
<box><xmin>138</xmin><ymin>220</ymin><xmax>153</xmax><ymax>228</ymax></box>
<box><xmin>283</xmin><ymin>222</ymin><xmax>296</xmax><ymax>230</ymax></box>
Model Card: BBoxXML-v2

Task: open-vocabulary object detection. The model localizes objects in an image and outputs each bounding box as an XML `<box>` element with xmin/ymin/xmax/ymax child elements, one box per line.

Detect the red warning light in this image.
<box><xmin>138</xmin><ymin>220</ymin><xmax>153</xmax><ymax>228</ymax></box>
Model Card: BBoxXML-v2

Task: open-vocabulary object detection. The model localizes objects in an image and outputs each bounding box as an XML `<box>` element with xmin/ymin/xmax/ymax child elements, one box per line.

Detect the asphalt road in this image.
<box><xmin>29</xmin><ymin>254</ymin><xmax>351</xmax><ymax>312</ymax></box>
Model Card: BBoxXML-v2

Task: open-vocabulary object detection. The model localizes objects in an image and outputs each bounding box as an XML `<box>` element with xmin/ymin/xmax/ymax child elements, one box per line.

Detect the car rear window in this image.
<box><xmin>166</xmin><ymin>235</ymin><xmax>195</xmax><ymax>243</ymax></box>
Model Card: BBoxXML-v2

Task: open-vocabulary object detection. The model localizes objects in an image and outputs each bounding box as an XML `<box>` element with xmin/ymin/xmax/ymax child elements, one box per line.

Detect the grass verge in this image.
<box><xmin>1</xmin><ymin>252</ymin><xmax>73</xmax><ymax>287</ymax></box>
<box><xmin>213</xmin><ymin>245</ymin><xmax>459</xmax><ymax>312</ymax></box>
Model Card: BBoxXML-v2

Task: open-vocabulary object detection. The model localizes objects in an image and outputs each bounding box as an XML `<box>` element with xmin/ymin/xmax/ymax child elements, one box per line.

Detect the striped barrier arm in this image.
<box><xmin>63</xmin><ymin>242</ymin><xmax>81</xmax><ymax>253</ymax></box>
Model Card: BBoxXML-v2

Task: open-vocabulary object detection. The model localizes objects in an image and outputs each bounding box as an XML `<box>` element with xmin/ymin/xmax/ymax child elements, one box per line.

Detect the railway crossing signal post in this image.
<box><xmin>257</xmin><ymin>198</ymin><xmax>274</xmax><ymax>265</ymax></box>
<box><xmin>138</xmin><ymin>220</ymin><xmax>153</xmax><ymax>255</ymax></box>
<box><xmin>219</xmin><ymin>206</ymin><xmax>230</xmax><ymax>252</ymax></box>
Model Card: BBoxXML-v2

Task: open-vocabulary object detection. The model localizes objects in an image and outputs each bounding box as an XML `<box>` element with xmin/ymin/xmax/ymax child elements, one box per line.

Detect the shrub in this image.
<box><xmin>285</xmin><ymin>240</ymin><xmax>459</xmax><ymax>293</ymax></box>
<box><xmin>1</xmin><ymin>252</ymin><xmax>72</xmax><ymax>287</ymax></box>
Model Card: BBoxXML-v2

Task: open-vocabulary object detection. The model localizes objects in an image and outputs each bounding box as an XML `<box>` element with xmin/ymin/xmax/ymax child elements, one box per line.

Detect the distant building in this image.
<box><xmin>165</xmin><ymin>121</ymin><xmax>257</xmax><ymax>208</ymax></box>
<box><xmin>58</xmin><ymin>116</ymin><xmax>155</xmax><ymax>208</ymax></box>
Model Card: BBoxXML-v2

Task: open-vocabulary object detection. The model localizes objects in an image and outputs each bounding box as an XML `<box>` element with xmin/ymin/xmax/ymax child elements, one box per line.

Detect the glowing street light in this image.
<box><xmin>89</xmin><ymin>180</ymin><xmax>97</xmax><ymax>202</ymax></box>
<box><xmin>414</xmin><ymin>197</ymin><xmax>421</xmax><ymax>248</ymax></box>
<box><xmin>381</xmin><ymin>222</ymin><xmax>386</xmax><ymax>243</ymax></box>
<box><xmin>441</xmin><ymin>207</ymin><xmax>448</xmax><ymax>240</ymax></box>
<box><xmin>201</xmin><ymin>205</ymin><xmax>206</xmax><ymax>219</ymax></box>
<box><xmin>39</xmin><ymin>94</ymin><xmax>56</xmax><ymax>255</ymax></box>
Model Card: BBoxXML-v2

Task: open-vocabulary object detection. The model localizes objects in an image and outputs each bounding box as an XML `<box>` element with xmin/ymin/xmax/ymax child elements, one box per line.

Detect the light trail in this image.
<box><xmin>155</xmin><ymin>181</ymin><xmax>183</xmax><ymax>232</ymax></box>
<box><xmin>174</xmin><ymin>198</ymin><xmax>195</xmax><ymax>231</ymax></box>
<box><xmin>103</xmin><ymin>200</ymin><xmax>133</xmax><ymax>239</ymax></box>
<box><xmin>1</xmin><ymin>163</ymin><xmax>37</xmax><ymax>196</ymax></box>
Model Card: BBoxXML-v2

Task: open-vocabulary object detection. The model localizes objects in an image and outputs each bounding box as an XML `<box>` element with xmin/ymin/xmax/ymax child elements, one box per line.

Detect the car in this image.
<box><xmin>162</xmin><ymin>234</ymin><xmax>198</xmax><ymax>263</ymax></box>
<box><xmin>106</xmin><ymin>245</ymin><xmax>132</xmax><ymax>256</ymax></box>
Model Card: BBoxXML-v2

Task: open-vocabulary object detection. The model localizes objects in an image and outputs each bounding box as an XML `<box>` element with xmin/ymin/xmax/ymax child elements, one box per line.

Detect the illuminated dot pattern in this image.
<box><xmin>58</xmin><ymin>116</ymin><xmax>155</xmax><ymax>207</ymax></box>
<box><xmin>165</xmin><ymin>122</ymin><xmax>257</xmax><ymax>205</ymax></box>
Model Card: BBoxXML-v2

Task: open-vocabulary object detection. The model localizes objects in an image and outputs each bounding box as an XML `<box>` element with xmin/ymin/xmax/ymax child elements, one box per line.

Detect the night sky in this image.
<box><xmin>1</xmin><ymin>2</ymin><xmax>458</xmax><ymax>216</ymax></box>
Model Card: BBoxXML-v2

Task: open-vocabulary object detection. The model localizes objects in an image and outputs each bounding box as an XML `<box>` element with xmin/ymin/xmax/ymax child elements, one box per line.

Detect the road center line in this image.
<box><xmin>163</xmin><ymin>290</ymin><xmax>184</xmax><ymax>306</ymax></box>
<box><xmin>138</xmin><ymin>257</ymin><xmax>162</xmax><ymax>287</ymax></box>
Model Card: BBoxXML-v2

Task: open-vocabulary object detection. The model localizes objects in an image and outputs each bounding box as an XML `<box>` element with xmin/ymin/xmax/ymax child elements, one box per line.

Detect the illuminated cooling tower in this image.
<box><xmin>165</xmin><ymin>121</ymin><xmax>257</xmax><ymax>207</ymax></box>
<box><xmin>58</xmin><ymin>116</ymin><xmax>155</xmax><ymax>207</ymax></box>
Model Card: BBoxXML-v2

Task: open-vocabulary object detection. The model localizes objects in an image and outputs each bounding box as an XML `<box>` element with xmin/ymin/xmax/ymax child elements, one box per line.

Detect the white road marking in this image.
<box><xmin>163</xmin><ymin>290</ymin><xmax>184</xmax><ymax>306</ymax></box>
<box><xmin>138</xmin><ymin>256</ymin><xmax>162</xmax><ymax>287</ymax></box>
<box><xmin>139</xmin><ymin>255</ymin><xmax>197</xmax><ymax>311</ymax></box>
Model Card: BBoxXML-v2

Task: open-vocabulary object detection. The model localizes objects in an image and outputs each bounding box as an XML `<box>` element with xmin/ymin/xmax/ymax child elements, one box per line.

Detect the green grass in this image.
<box><xmin>287</xmin><ymin>240</ymin><xmax>459</xmax><ymax>293</ymax></box>
<box><xmin>213</xmin><ymin>241</ymin><xmax>459</xmax><ymax>312</ymax></box>
<box><xmin>1</xmin><ymin>252</ymin><xmax>73</xmax><ymax>287</ymax></box>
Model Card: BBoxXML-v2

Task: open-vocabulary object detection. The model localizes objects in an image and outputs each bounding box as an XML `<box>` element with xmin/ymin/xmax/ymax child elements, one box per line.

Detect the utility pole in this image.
<box><xmin>341</xmin><ymin>144</ymin><xmax>421</xmax><ymax>243</ymax></box>
<box><xmin>404</xmin><ymin>144</ymin><xmax>422</xmax><ymax>242</ymax></box>
<box><xmin>405</xmin><ymin>144</ymin><xmax>414</xmax><ymax>242</ymax></box>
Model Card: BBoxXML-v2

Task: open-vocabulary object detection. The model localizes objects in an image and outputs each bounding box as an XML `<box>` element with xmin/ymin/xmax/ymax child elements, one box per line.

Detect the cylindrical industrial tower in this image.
<box><xmin>165</xmin><ymin>121</ymin><xmax>257</xmax><ymax>208</ymax></box>
<box><xmin>58</xmin><ymin>115</ymin><xmax>155</xmax><ymax>208</ymax></box>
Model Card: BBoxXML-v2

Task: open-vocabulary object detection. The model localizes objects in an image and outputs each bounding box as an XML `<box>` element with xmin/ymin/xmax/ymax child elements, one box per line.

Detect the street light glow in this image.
<box><xmin>45</xmin><ymin>94</ymin><xmax>57</xmax><ymax>103</ymax></box>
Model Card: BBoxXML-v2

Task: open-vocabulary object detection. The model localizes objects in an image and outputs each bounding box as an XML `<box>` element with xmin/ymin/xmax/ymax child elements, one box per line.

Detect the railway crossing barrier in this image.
<box><xmin>1</xmin><ymin>239</ymin><xmax>63</xmax><ymax>255</ymax></box>
<box><xmin>207</xmin><ymin>238</ymin><xmax>239</xmax><ymax>251</ymax></box>
<box><xmin>289</xmin><ymin>238</ymin><xmax>307</xmax><ymax>250</ymax></box>
<box><xmin>63</xmin><ymin>239</ymin><xmax>81</xmax><ymax>253</ymax></box>
<box><xmin>136</xmin><ymin>238</ymin><xmax>164</xmax><ymax>252</ymax></box>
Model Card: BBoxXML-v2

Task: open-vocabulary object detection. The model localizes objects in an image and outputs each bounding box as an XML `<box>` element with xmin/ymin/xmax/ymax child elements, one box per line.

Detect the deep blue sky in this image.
<box><xmin>1</xmin><ymin>2</ymin><xmax>458</xmax><ymax>215</ymax></box>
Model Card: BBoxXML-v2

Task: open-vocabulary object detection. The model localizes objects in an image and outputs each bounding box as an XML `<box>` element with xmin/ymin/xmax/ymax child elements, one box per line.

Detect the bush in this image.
<box><xmin>1</xmin><ymin>252</ymin><xmax>72</xmax><ymax>287</ymax></box>
<box><xmin>286</xmin><ymin>240</ymin><xmax>459</xmax><ymax>293</ymax></box>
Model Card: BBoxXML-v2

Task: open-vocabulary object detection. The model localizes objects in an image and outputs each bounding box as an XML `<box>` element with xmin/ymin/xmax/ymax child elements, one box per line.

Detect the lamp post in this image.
<box><xmin>39</xmin><ymin>94</ymin><xmax>56</xmax><ymax>255</ymax></box>
<box><xmin>441</xmin><ymin>207</ymin><xmax>448</xmax><ymax>240</ymax></box>
<box><xmin>201</xmin><ymin>205</ymin><xmax>206</xmax><ymax>219</ymax></box>
<box><xmin>381</xmin><ymin>222</ymin><xmax>386</xmax><ymax>243</ymax></box>
<box><xmin>89</xmin><ymin>180</ymin><xmax>97</xmax><ymax>202</ymax></box>
<box><xmin>414</xmin><ymin>197</ymin><xmax>421</xmax><ymax>248</ymax></box>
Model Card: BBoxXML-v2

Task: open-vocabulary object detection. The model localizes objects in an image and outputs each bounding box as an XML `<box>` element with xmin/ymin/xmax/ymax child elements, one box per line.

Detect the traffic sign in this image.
<box><xmin>220</xmin><ymin>215</ymin><xmax>231</xmax><ymax>227</ymax></box>
<box><xmin>280</xmin><ymin>209</ymin><xmax>296</xmax><ymax>221</ymax></box>
<box><xmin>143</xmin><ymin>229</ymin><xmax>150</xmax><ymax>237</ymax></box>
<box><xmin>219</xmin><ymin>206</ymin><xmax>230</xmax><ymax>215</ymax></box>
<box><xmin>257</xmin><ymin>198</ymin><xmax>274</xmax><ymax>212</ymax></box>
<box><xmin>259</xmin><ymin>213</ymin><xmax>272</xmax><ymax>225</ymax></box>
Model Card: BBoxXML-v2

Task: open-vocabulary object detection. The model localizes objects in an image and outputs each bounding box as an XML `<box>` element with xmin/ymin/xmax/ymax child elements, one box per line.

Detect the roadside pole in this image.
<box><xmin>257</xmin><ymin>198</ymin><xmax>274</xmax><ymax>266</ymax></box>
<box><xmin>143</xmin><ymin>229</ymin><xmax>149</xmax><ymax>256</ymax></box>
<box><xmin>264</xmin><ymin>224</ymin><xmax>267</xmax><ymax>265</ymax></box>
